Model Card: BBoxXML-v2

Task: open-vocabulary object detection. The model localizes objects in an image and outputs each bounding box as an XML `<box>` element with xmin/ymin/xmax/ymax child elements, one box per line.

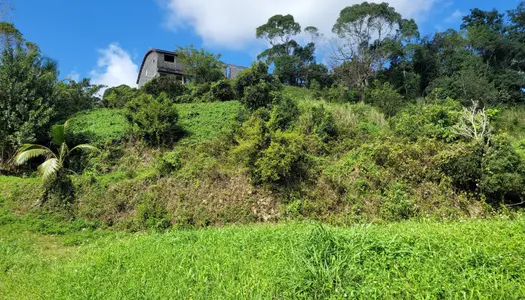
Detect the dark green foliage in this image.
<box><xmin>326</xmin><ymin>84</ymin><xmax>357</xmax><ymax>103</ymax></box>
<box><xmin>267</xmin><ymin>96</ymin><xmax>300</xmax><ymax>131</ymax></box>
<box><xmin>365</xmin><ymin>81</ymin><xmax>405</xmax><ymax>117</ymax></box>
<box><xmin>481</xmin><ymin>135</ymin><xmax>525</xmax><ymax>204</ymax></box>
<box><xmin>210</xmin><ymin>79</ymin><xmax>235</xmax><ymax>101</ymax></box>
<box><xmin>53</xmin><ymin>78</ymin><xmax>103</xmax><ymax>121</ymax></box>
<box><xmin>306</xmin><ymin>106</ymin><xmax>337</xmax><ymax>143</ymax></box>
<box><xmin>142</xmin><ymin>75</ymin><xmax>188</xmax><ymax>101</ymax></box>
<box><xmin>234</xmin><ymin>61</ymin><xmax>277</xmax><ymax>98</ymax></box>
<box><xmin>102</xmin><ymin>84</ymin><xmax>141</xmax><ymax>108</ymax></box>
<box><xmin>0</xmin><ymin>43</ymin><xmax>57</xmax><ymax>164</ymax></box>
<box><xmin>124</xmin><ymin>93</ymin><xmax>180</xmax><ymax>146</ymax></box>
<box><xmin>241</xmin><ymin>81</ymin><xmax>279</xmax><ymax>111</ymax></box>
<box><xmin>438</xmin><ymin>142</ymin><xmax>484</xmax><ymax>191</ymax></box>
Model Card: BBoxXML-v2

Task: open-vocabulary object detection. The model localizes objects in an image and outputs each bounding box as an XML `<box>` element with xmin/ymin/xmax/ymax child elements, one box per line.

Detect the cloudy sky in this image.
<box><xmin>12</xmin><ymin>0</ymin><xmax>519</xmax><ymax>89</ymax></box>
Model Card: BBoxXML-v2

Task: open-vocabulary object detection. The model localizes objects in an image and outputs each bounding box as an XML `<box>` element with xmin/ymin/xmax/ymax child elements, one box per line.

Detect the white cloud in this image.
<box><xmin>445</xmin><ymin>9</ymin><xmax>464</xmax><ymax>23</ymax></box>
<box><xmin>66</xmin><ymin>71</ymin><xmax>80</xmax><ymax>82</ymax></box>
<box><xmin>90</xmin><ymin>43</ymin><xmax>139</xmax><ymax>92</ymax></box>
<box><xmin>162</xmin><ymin>0</ymin><xmax>439</xmax><ymax>49</ymax></box>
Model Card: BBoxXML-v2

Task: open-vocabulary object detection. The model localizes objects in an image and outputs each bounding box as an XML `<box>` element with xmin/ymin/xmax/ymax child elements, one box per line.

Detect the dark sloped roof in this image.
<box><xmin>136</xmin><ymin>49</ymin><xmax>178</xmax><ymax>84</ymax></box>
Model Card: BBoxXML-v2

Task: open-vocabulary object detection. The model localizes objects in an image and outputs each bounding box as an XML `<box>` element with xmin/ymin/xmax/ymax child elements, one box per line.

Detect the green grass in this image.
<box><xmin>68</xmin><ymin>108</ymin><xmax>127</xmax><ymax>144</ymax></box>
<box><xmin>67</xmin><ymin>102</ymin><xmax>242</xmax><ymax>146</ymax></box>
<box><xmin>1</xmin><ymin>212</ymin><xmax>524</xmax><ymax>299</ymax></box>
<box><xmin>175</xmin><ymin>100</ymin><xmax>242</xmax><ymax>144</ymax></box>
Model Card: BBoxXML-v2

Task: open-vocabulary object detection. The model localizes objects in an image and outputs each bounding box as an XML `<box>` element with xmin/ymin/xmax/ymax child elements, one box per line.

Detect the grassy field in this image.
<box><xmin>1</xmin><ymin>206</ymin><xmax>524</xmax><ymax>299</ymax></box>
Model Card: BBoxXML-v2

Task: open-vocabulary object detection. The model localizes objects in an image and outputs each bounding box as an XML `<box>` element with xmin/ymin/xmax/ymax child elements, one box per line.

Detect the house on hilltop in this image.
<box><xmin>136</xmin><ymin>49</ymin><xmax>247</xmax><ymax>87</ymax></box>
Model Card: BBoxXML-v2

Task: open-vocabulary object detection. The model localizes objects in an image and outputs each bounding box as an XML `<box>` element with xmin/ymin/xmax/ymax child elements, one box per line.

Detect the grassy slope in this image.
<box><xmin>1</xmin><ymin>209</ymin><xmax>524</xmax><ymax>299</ymax></box>
<box><xmin>176</xmin><ymin>101</ymin><xmax>242</xmax><ymax>144</ymax></box>
<box><xmin>67</xmin><ymin>101</ymin><xmax>242</xmax><ymax>146</ymax></box>
<box><xmin>68</xmin><ymin>108</ymin><xmax>127</xmax><ymax>144</ymax></box>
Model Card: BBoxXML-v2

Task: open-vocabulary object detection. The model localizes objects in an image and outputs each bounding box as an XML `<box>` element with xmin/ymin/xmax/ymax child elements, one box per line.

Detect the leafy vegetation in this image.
<box><xmin>2</xmin><ymin>2</ymin><xmax>525</xmax><ymax>296</ymax></box>
<box><xmin>1</xmin><ymin>212</ymin><xmax>524</xmax><ymax>298</ymax></box>
<box><xmin>68</xmin><ymin>109</ymin><xmax>127</xmax><ymax>145</ymax></box>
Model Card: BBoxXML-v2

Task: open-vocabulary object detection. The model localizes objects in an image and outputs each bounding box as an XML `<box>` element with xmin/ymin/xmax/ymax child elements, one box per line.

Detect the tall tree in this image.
<box><xmin>256</xmin><ymin>14</ymin><xmax>301</xmax><ymax>59</ymax></box>
<box><xmin>174</xmin><ymin>45</ymin><xmax>225</xmax><ymax>84</ymax></box>
<box><xmin>331</xmin><ymin>2</ymin><xmax>416</xmax><ymax>98</ymax></box>
<box><xmin>0</xmin><ymin>42</ymin><xmax>58</xmax><ymax>166</ymax></box>
<box><xmin>256</xmin><ymin>14</ymin><xmax>321</xmax><ymax>86</ymax></box>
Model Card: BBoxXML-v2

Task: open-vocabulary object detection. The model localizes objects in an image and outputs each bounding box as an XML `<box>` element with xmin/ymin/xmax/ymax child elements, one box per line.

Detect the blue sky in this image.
<box><xmin>11</xmin><ymin>0</ymin><xmax>519</xmax><ymax>88</ymax></box>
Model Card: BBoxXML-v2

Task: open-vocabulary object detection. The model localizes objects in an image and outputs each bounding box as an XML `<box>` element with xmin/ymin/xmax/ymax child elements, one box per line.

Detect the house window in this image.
<box><xmin>164</xmin><ymin>54</ymin><xmax>175</xmax><ymax>63</ymax></box>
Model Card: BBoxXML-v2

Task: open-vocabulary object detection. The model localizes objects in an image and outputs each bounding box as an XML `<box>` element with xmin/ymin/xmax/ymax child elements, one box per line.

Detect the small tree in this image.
<box><xmin>102</xmin><ymin>84</ymin><xmax>142</xmax><ymax>108</ymax></box>
<box><xmin>13</xmin><ymin>120</ymin><xmax>98</xmax><ymax>205</ymax></box>
<box><xmin>453</xmin><ymin>100</ymin><xmax>494</xmax><ymax>146</ymax></box>
<box><xmin>141</xmin><ymin>75</ymin><xmax>187</xmax><ymax>102</ymax></box>
<box><xmin>174</xmin><ymin>45</ymin><xmax>225</xmax><ymax>84</ymax></box>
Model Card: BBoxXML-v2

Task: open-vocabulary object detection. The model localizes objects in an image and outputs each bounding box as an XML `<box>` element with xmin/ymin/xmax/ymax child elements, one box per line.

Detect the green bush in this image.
<box><xmin>267</xmin><ymin>96</ymin><xmax>300</xmax><ymax>131</ymax></box>
<box><xmin>102</xmin><ymin>85</ymin><xmax>142</xmax><ymax>109</ymax></box>
<box><xmin>156</xmin><ymin>151</ymin><xmax>182</xmax><ymax>176</ymax></box>
<box><xmin>234</xmin><ymin>62</ymin><xmax>278</xmax><ymax>98</ymax></box>
<box><xmin>364</xmin><ymin>81</ymin><xmax>405</xmax><ymax>117</ymax></box>
<box><xmin>241</xmin><ymin>81</ymin><xmax>277</xmax><ymax>111</ymax></box>
<box><xmin>210</xmin><ymin>79</ymin><xmax>235</xmax><ymax>101</ymax></box>
<box><xmin>307</xmin><ymin>105</ymin><xmax>337</xmax><ymax>143</ymax></box>
<box><xmin>391</xmin><ymin>98</ymin><xmax>461</xmax><ymax>141</ymax></box>
<box><xmin>253</xmin><ymin>131</ymin><xmax>305</xmax><ymax>184</ymax></box>
<box><xmin>135</xmin><ymin>192</ymin><xmax>171</xmax><ymax>231</ymax></box>
<box><xmin>481</xmin><ymin>135</ymin><xmax>525</xmax><ymax>204</ymax></box>
<box><xmin>438</xmin><ymin>142</ymin><xmax>484</xmax><ymax>192</ymax></box>
<box><xmin>142</xmin><ymin>75</ymin><xmax>188</xmax><ymax>101</ymax></box>
<box><xmin>380</xmin><ymin>183</ymin><xmax>416</xmax><ymax>221</ymax></box>
<box><xmin>124</xmin><ymin>93</ymin><xmax>180</xmax><ymax>146</ymax></box>
<box><xmin>326</xmin><ymin>84</ymin><xmax>357</xmax><ymax>103</ymax></box>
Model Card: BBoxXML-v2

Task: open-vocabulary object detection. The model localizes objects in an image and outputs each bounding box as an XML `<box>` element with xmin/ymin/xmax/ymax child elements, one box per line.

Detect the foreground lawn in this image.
<box><xmin>1</xmin><ymin>214</ymin><xmax>524</xmax><ymax>299</ymax></box>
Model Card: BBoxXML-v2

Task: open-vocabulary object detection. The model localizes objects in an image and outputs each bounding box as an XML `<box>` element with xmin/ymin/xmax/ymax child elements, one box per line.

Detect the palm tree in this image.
<box><xmin>14</xmin><ymin>120</ymin><xmax>98</xmax><ymax>183</ymax></box>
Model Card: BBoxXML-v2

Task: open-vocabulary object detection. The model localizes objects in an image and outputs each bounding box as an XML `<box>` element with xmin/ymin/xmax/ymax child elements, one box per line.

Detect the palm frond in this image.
<box><xmin>14</xmin><ymin>146</ymin><xmax>53</xmax><ymax>166</ymax></box>
<box><xmin>37</xmin><ymin>158</ymin><xmax>61</xmax><ymax>182</ymax></box>
<box><xmin>50</xmin><ymin>124</ymin><xmax>66</xmax><ymax>146</ymax></box>
<box><xmin>70</xmin><ymin>144</ymin><xmax>98</xmax><ymax>153</ymax></box>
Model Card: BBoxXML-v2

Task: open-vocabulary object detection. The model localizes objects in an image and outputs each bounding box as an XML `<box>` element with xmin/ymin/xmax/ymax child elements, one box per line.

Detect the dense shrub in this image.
<box><xmin>210</xmin><ymin>80</ymin><xmax>235</xmax><ymax>101</ymax></box>
<box><xmin>267</xmin><ymin>96</ymin><xmax>300</xmax><ymax>131</ymax></box>
<box><xmin>234</xmin><ymin>106</ymin><xmax>307</xmax><ymax>185</ymax></box>
<box><xmin>253</xmin><ymin>131</ymin><xmax>305</xmax><ymax>184</ymax></box>
<box><xmin>135</xmin><ymin>192</ymin><xmax>171</xmax><ymax>231</ymax></box>
<box><xmin>391</xmin><ymin>98</ymin><xmax>461</xmax><ymax>141</ymax></box>
<box><xmin>241</xmin><ymin>81</ymin><xmax>278</xmax><ymax>111</ymax></box>
<box><xmin>142</xmin><ymin>75</ymin><xmax>188</xmax><ymax>101</ymax></box>
<box><xmin>326</xmin><ymin>84</ymin><xmax>357</xmax><ymax>103</ymax></box>
<box><xmin>481</xmin><ymin>135</ymin><xmax>525</xmax><ymax>204</ymax></box>
<box><xmin>102</xmin><ymin>85</ymin><xmax>141</xmax><ymax>108</ymax></box>
<box><xmin>308</xmin><ymin>106</ymin><xmax>337</xmax><ymax>143</ymax></box>
<box><xmin>156</xmin><ymin>151</ymin><xmax>182</xmax><ymax>176</ymax></box>
<box><xmin>124</xmin><ymin>93</ymin><xmax>180</xmax><ymax>146</ymax></box>
<box><xmin>234</xmin><ymin>62</ymin><xmax>279</xmax><ymax>98</ymax></box>
<box><xmin>438</xmin><ymin>142</ymin><xmax>484</xmax><ymax>191</ymax></box>
<box><xmin>364</xmin><ymin>81</ymin><xmax>405</xmax><ymax>117</ymax></box>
